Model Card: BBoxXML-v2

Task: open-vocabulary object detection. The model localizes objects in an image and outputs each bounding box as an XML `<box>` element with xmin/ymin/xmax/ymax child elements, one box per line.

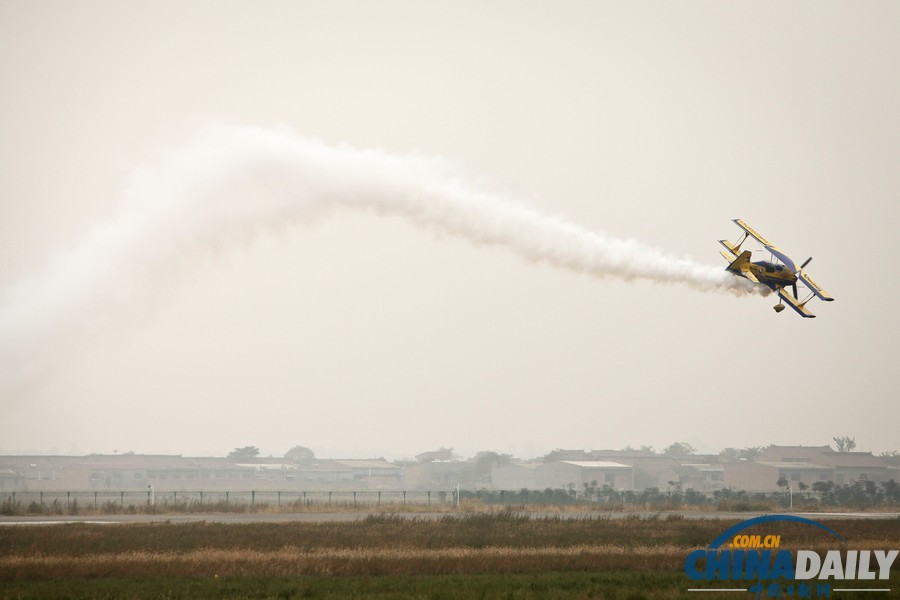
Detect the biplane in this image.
<box><xmin>720</xmin><ymin>219</ymin><xmax>834</xmax><ymax>318</ymax></box>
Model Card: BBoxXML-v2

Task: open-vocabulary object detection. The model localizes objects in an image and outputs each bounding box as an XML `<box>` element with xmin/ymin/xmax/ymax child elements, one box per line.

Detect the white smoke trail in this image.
<box><xmin>0</xmin><ymin>122</ymin><xmax>761</xmax><ymax>392</ymax></box>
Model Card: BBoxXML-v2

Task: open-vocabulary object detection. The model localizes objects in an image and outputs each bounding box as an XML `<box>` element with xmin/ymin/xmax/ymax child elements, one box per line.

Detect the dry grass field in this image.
<box><xmin>1</xmin><ymin>512</ymin><xmax>898</xmax><ymax>598</ymax></box>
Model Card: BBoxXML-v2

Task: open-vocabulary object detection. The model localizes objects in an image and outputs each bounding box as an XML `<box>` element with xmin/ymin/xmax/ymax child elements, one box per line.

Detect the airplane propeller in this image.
<box><xmin>786</xmin><ymin>257</ymin><xmax>812</xmax><ymax>300</ymax></box>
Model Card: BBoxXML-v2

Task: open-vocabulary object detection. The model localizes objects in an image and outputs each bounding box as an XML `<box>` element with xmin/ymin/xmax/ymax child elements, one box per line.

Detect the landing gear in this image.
<box><xmin>774</xmin><ymin>303</ymin><xmax>785</xmax><ymax>313</ymax></box>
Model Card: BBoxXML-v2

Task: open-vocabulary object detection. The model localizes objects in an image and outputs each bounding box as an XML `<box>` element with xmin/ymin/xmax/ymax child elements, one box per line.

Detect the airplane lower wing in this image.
<box><xmin>778</xmin><ymin>289</ymin><xmax>815</xmax><ymax>318</ymax></box>
<box><xmin>798</xmin><ymin>270</ymin><xmax>834</xmax><ymax>302</ymax></box>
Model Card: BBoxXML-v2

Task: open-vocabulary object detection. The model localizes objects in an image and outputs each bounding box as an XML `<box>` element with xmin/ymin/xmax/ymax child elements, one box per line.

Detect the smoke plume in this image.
<box><xmin>0</xmin><ymin>123</ymin><xmax>761</xmax><ymax>391</ymax></box>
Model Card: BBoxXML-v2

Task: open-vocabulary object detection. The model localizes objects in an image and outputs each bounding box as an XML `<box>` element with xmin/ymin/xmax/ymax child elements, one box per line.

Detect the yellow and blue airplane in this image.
<box><xmin>720</xmin><ymin>219</ymin><xmax>834</xmax><ymax>318</ymax></box>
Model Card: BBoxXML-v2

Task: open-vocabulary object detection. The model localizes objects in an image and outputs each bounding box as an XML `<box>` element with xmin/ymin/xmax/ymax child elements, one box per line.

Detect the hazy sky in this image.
<box><xmin>1</xmin><ymin>1</ymin><xmax>898</xmax><ymax>460</ymax></box>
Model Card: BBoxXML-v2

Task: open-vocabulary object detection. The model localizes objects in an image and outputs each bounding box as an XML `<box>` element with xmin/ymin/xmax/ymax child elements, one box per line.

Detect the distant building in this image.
<box><xmin>404</xmin><ymin>460</ymin><xmax>471</xmax><ymax>490</ymax></box>
<box><xmin>233</xmin><ymin>461</ymin><xmax>302</xmax><ymax>482</ymax></box>
<box><xmin>758</xmin><ymin>446</ymin><xmax>889</xmax><ymax>484</ymax></box>
<box><xmin>677</xmin><ymin>463</ymin><xmax>726</xmax><ymax>492</ymax></box>
<box><xmin>0</xmin><ymin>454</ymin><xmax>398</xmax><ymax>492</ymax></box>
<box><xmin>87</xmin><ymin>457</ymin><xmax>256</xmax><ymax>490</ymax></box>
<box><xmin>491</xmin><ymin>463</ymin><xmax>540</xmax><ymax>490</ymax></box>
<box><xmin>725</xmin><ymin>461</ymin><xmax>833</xmax><ymax>492</ymax></box>
<box><xmin>724</xmin><ymin>445</ymin><xmax>890</xmax><ymax>492</ymax></box>
<box><xmin>293</xmin><ymin>461</ymin><xmax>354</xmax><ymax>486</ymax></box>
<box><xmin>821</xmin><ymin>451</ymin><xmax>888</xmax><ymax>485</ymax></box>
<box><xmin>0</xmin><ymin>469</ymin><xmax>25</xmax><ymax>490</ymax></box>
<box><xmin>536</xmin><ymin>461</ymin><xmax>634</xmax><ymax>491</ymax></box>
<box><xmin>0</xmin><ymin>457</ymin><xmax>69</xmax><ymax>489</ymax></box>
<box><xmin>585</xmin><ymin>450</ymin><xmax>680</xmax><ymax>490</ymax></box>
<box><xmin>332</xmin><ymin>460</ymin><xmax>403</xmax><ymax>488</ymax></box>
<box><xmin>756</xmin><ymin>445</ymin><xmax>833</xmax><ymax>464</ymax></box>
<box><xmin>1</xmin><ymin>445</ymin><xmax>893</xmax><ymax>495</ymax></box>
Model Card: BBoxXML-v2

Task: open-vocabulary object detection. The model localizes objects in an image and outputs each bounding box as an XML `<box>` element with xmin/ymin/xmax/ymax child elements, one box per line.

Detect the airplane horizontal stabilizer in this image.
<box><xmin>719</xmin><ymin>239</ymin><xmax>740</xmax><ymax>258</ymax></box>
<box><xmin>726</xmin><ymin>250</ymin><xmax>759</xmax><ymax>282</ymax></box>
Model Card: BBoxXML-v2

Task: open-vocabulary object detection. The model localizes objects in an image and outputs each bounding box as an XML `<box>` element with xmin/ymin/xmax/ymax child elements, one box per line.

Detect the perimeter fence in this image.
<box><xmin>0</xmin><ymin>489</ymin><xmax>455</xmax><ymax>513</ymax></box>
<box><xmin>2</xmin><ymin>483</ymin><xmax>897</xmax><ymax>515</ymax></box>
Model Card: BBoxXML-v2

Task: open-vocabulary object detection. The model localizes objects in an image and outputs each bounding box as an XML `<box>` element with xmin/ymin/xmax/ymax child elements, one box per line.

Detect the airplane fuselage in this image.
<box><xmin>748</xmin><ymin>260</ymin><xmax>797</xmax><ymax>291</ymax></box>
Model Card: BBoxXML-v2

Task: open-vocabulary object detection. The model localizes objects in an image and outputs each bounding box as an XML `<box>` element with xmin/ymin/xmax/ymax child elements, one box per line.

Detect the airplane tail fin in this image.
<box><xmin>728</xmin><ymin>250</ymin><xmax>751</xmax><ymax>271</ymax></box>
<box><xmin>727</xmin><ymin>250</ymin><xmax>752</xmax><ymax>272</ymax></box>
<box><xmin>726</xmin><ymin>250</ymin><xmax>759</xmax><ymax>283</ymax></box>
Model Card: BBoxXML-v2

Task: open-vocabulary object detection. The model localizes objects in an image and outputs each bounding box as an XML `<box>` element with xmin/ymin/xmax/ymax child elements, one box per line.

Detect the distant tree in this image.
<box><xmin>881</xmin><ymin>479</ymin><xmax>900</xmax><ymax>503</ymax></box>
<box><xmin>812</xmin><ymin>480</ymin><xmax>834</xmax><ymax>494</ymax></box>
<box><xmin>285</xmin><ymin>446</ymin><xmax>315</xmax><ymax>462</ymax></box>
<box><xmin>777</xmin><ymin>476</ymin><xmax>789</xmax><ymax>490</ymax></box>
<box><xmin>746</xmin><ymin>446</ymin><xmax>765</xmax><ymax>459</ymax></box>
<box><xmin>719</xmin><ymin>448</ymin><xmax>739</xmax><ymax>460</ymax></box>
<box><xmin>719</xmin><ymin>446</ymin><xmax>765</xmax><ymax>460</ymax></box>
<box><xmin>833</xmin><ymin>436</ymin><xmax>857</xmax><ymax>452</ymax></box>
<box><xmin>473</xmin><ymin>451</ymin><xmax>512</xmax><ymax>478</ymax></box>
<box><xmin>541</xmin><ymin>449</ymin><xmax>588</xmax><ymax>462</ymax></box>
<box><xmin>662</xmin><ymin>442</ymin><xmax>696</xmax><ymax>457</ymax></box>
<box><xmin>227</xmin><ymin>446</ymin><xmax>260</xmax><ymax>460</ymax></box>
<box><xmin>879</xmin><ymin>451</ymin><xmax>900</xmax><ymax>467</ymax></box>
<box><xmin>415</xmin><ymin>447</ymin><xmax>455</xmax><ymax>462</ymax></box>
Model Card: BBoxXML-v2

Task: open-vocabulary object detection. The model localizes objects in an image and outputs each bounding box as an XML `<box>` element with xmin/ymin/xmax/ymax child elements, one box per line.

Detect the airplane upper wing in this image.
<box><xmin>734</xmin><ymin>219</ymin><xmax>774</xmax><ymax>246</ymax></box>
<box><xmin>735</xmin><ymin>219</ymin><xmax>799</xmax><ymax>271</ymax></box>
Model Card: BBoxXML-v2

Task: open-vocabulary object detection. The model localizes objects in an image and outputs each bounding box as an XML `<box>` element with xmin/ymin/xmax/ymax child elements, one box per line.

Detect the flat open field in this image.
<box><xmin>1</xmin><ymin>511</ymin><xmax>898</xmax><ymax>599</ymax></box>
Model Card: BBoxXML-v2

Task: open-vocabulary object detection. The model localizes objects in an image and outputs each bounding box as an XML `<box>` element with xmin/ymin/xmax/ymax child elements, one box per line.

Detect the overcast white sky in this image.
<box><xmin>1</xmin><ymin>1</ymin><xmax>898</xmax><ymax>460</ymax></box>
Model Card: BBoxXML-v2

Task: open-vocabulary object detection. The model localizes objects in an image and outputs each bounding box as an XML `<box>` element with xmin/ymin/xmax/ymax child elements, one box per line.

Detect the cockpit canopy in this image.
<box><xmin>756</xmin><ymin>261</ymin><xmax>786</xmax><ymax>273</ymax></box>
